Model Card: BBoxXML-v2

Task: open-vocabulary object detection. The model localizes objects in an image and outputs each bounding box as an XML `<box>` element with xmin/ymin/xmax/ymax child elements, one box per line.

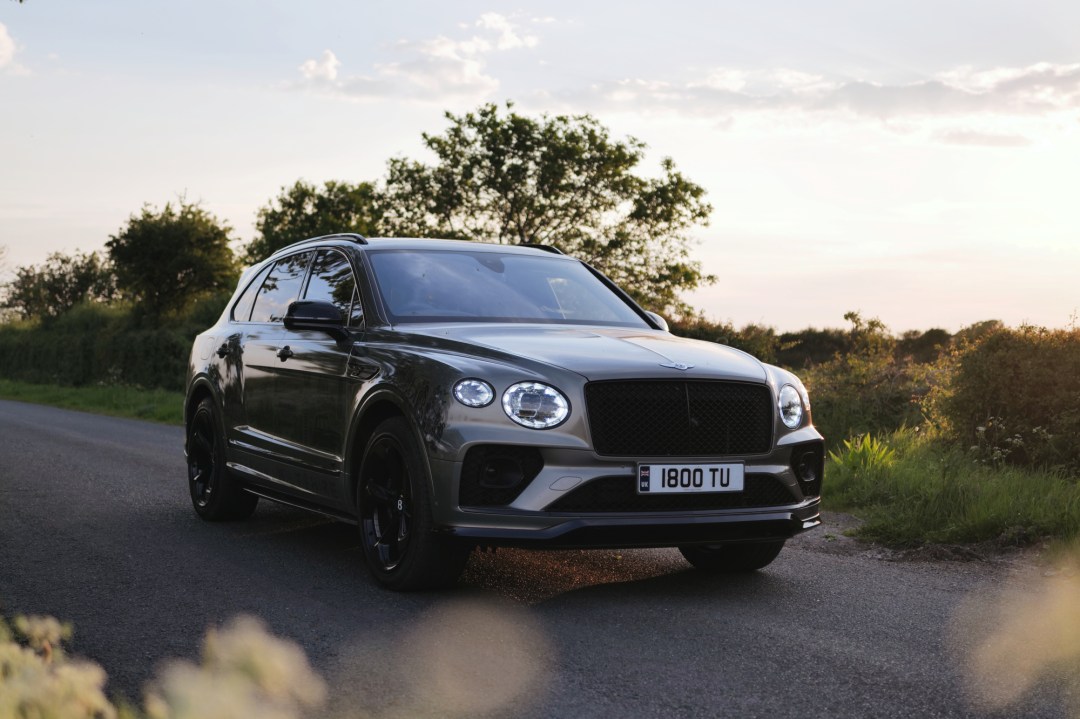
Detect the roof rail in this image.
<box><xmin>520</xmin><ymin>243</ymin><xmax>564</xmax><ymax>255</ymax></box>
<box><xmin>273</xmin><ymin>233</ymin><xmax>368</xmax><ymax>255</ymax></box>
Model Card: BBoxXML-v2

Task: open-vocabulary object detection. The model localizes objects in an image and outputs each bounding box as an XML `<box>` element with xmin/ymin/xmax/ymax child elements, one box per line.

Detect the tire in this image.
<box><xmin>679</xmin><ymin>540</ymin><xmax>785</xmax><ymax>573</ymax></box>
<box><xmin>357</xmin><ymin>417</ymin><xmax>470</xmax><ymax>591</ymax></box>
<box><xmin>187</xmin><ymin>397</ymin><xmax>258</xmax><ymax>521</ymax></box>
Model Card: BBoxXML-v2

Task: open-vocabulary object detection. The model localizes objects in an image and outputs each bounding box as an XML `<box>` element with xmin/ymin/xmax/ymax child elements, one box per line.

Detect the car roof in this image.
<box><xmin>362</xmin><ymin>237</ymin><xmax>565</xmax><ymax>255</ymax></box>
<box><xmin>266</xmin><ymin>236</ymin><xmax>568</xmax><ymax>262</ymax></box>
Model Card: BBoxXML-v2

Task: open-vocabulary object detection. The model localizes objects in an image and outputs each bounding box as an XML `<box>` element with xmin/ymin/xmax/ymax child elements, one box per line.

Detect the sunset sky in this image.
<box><xmin>2</xmin><ymin>1</ymin><xmax>1078</xmax><ymax>331</ymax></box>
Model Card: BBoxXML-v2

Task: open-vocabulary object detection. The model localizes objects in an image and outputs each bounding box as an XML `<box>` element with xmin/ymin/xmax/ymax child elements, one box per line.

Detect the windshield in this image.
<box><xmin>368</xmin><ymin>249</ymin><xmax>649</xmax><ymax>328</ymax></box>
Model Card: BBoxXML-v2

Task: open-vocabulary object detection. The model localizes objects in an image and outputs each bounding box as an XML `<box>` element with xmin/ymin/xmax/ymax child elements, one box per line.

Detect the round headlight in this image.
<box><xmin>778</xmin><ymin>384</ymin><xmax>804</xmax><ymax>429</ymax></box>
<box><xmin>453</xmin><ymin>379</ymin><xmax>495</xmax><ymax>407</ymax></box>
<box><xmin>502</xmin><ymin>382</ymin><xmax>570</xmax><ymax>429</ymax></box>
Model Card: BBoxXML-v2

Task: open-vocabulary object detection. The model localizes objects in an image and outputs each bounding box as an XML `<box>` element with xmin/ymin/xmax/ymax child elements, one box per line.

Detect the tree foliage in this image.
<box><xmin>1</xmin><ymin>250</ymin><xmax>117</xmax><ymax>321</ymax></box>
<box><xmin>245</xmin><ymin>180</ymin><xmax>381</xmax><ymax>263</ymax></box>
<box><xmin>106</xmin><ymin>199</ymin><xmax>238</xmax><ymax>319</ymax></box>
<box><xmin>379</xmin><ymin>103</ymin><xmax>714</xmax><ymax>315</ymax></box>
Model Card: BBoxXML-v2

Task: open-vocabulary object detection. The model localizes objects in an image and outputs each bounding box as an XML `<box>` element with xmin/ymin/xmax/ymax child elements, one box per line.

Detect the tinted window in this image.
<box><xmin>230</xmin><ymin>264</ymin><xmax>273</xmax><ymax>323</ymax></box>
<box><xmin>369</xmin><ymin>250</ymin><xmax>648</xmax><ymax>328</ymax></box>
<box><xmin>250</xmin><ymin>252</ymin><xmax>312</xmax><ymax>324</ymax></box>
<box><xmin>304</xmin><ymin>250</ymin><xmax>360</xmax><ymax>325</ymax></box>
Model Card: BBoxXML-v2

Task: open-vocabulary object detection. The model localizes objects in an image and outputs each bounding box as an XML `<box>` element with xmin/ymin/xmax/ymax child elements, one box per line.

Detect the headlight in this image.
<box><xmin>502</xmin><ymin>382</ymin><xmax>570</xmax><ymax>429</ymax></box>
<box><xmin>778</xmin><ymin>384</ymin><xmax>803</xmax><ymax>429</ymax></box>
<box><xmin>453</xmin><ymin>379</ymin><xmax>495</xmax><ymax>407</ymax></box>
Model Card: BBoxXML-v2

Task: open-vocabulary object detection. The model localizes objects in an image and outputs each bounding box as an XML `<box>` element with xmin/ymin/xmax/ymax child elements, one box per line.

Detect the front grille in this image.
<box><xmin>585</xmin><ymin>380</ymin><xmax>773</xmax><ymax>456</ymax></box>
<box><xmin>545</xmin><ymin>474</ymin><xmax>798</xmax><ymax>513</ymax></box>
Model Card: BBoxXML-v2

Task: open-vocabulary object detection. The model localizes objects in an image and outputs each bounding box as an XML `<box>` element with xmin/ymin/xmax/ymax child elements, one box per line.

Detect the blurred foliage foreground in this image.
<box><xmin>0</xmin><ymin>614</ymin><xmax>324</xmax><ymax>719</ymax></box>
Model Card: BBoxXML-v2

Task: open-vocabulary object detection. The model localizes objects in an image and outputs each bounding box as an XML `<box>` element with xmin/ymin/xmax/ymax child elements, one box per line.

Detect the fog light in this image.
<box><xmin>480</xmin><ymin>457</ymin><xmax>525</xmax><ymax>489</ymax></box>
<box><xmin>795</xmin><ymin>451</ymin><xmax>818</xmax><ymax>482</ymax></box>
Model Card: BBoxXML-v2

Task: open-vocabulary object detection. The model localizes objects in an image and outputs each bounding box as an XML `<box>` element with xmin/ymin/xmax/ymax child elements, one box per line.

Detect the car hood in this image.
<box><xmin>406</xmin><ymin>324</ymin><xmax>768</xmax><ymax>382</ymax></box>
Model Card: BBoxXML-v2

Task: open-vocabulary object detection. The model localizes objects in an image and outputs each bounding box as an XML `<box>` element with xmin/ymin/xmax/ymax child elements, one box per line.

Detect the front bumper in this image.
<box><xmin>443</xmin><ymin>501</ymin><xmax>822</xmax><ymax>549</ymax></box>
<box><xmin>426</xmin><ymin>429</ymin><xmax>825</xmax><ymax>550</ymax></box>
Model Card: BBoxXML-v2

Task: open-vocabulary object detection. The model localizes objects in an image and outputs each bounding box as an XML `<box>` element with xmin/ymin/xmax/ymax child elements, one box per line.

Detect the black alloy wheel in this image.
<box><xmin>361</xmin><ymin>433</ymin><xmax>413</xmax><ymax>572</ymax></box>
<box><xmin>358</xmin><ymin>417</ymin><xmax>470</xmax><ymax>591</ymax></box>
<box><xmin>186</xmin><ymin>397</ymin><xmax>258</xmax><ymax>521</ymax></box>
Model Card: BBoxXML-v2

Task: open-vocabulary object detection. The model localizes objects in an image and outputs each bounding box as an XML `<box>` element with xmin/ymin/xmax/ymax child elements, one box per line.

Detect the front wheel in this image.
<box><xmin>187</xmin><ymin>397</ymin><xmax>258</xmax><ymax>521</ymax></box>
<box><xmin>357</xmin><ymin>417</ymin><xmax>470</xmax><ymax>591</ymax></box>
<box><xmin>679</xmin><ymin>540</ymin><xmax>785</xmax><ymax>572</ymax></box>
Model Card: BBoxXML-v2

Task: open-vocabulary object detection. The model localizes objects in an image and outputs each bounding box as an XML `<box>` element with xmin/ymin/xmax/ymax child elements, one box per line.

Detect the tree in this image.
<box><xmin>106</xmin><ymin>199</ymin><xmax>238</xmax><ymax>318</ymax></box>
<box><xmin>245</xmin><ymin>180</ymin><xmax>382</xmax><ymax>263</ymax></box>
<box><xmin>1</xmin><ymin>250</ymin><xmax>117</xmax><ymax>320</ymax></box>
<box><xmin>378</xmin><ymin>102</ymin><xmax>714</xmax><ymax>315</ymax></box>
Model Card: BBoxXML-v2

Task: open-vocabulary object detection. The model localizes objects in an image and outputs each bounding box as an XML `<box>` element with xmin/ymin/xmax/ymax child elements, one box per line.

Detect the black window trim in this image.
<box><xmin>301</xmin><ymin>247</ymin><xmax>365</xmax><ymax>329</ymax></box>
<box><xmin>242</xmin><ymin>250</ymin><xmax>316</xmax><ymax>326</ymax></box>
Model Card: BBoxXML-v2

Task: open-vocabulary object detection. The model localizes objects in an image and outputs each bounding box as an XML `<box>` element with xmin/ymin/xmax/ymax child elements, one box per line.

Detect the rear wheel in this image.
<box><xmin>187</xmin><ymin>397</ymin><xmax>258</xmax><ymax>521</ymax></box>
<box><xmin>679</xmin><ymin>540</ymin><xmax>785</xmax><ymax>572</ymax></box>
<box><xmin>358</xmin><ymin>417</ymin><xmax>470</xmax><ymax>591</ymax></box>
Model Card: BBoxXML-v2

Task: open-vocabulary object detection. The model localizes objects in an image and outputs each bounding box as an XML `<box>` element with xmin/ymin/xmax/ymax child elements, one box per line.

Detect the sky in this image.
<box><xmin>1</xmin><ymin>0</ymin><xmax>1078</xmax><ymax>332</ymax></box>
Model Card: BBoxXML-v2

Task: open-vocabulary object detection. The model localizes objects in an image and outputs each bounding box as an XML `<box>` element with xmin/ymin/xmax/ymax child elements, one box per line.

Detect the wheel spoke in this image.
<box><xmin>192</xmin><ymin>426</ymin><xmax>213</xmax><ymax>457</ymax></box>
<box><xmin>366</xmin><ymin>482</ymin><xmax>396</xmax><ymax>503</ymax></box>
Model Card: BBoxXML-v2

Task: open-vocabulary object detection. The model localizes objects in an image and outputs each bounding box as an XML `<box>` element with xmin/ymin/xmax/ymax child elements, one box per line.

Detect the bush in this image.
<box><xmin>670</xmin><ymin>317</ymin><xmax>779</xmax><ymax>363</ymax></box>
<box><xmin>932</xmin><ymin>326</ymin><xmax>1080</xmax><ymax>473</ymax></box>
<box><xmin>801</xmin><ymin>351</ymin><xmax>927</xmax><ymax>448</ymax></box>
<box><xmin>0</xmin><ymin>297</ymin><xmax>229</xmax><ymax>392</ymax></box>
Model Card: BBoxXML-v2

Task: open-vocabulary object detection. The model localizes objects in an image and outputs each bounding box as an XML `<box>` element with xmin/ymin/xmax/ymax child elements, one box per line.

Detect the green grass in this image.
<box><xmin>826</xmin><ymin>429</ymin><xmax>1080</xmax><ymax>547</ymax></box>
<box><xmin>0</xmin><ymin>378</ymin><xmax>184</xmax><ymax>425</ymax></box>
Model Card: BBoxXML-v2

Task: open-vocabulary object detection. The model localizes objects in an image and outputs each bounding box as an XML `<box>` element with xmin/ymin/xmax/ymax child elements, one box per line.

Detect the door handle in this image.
<box><xmin>276</xmin><ymin>346</ymin><xmax>295</xmax><ymax>361</ymax></box>
<box><xmin>216</xmin><ymin>342</ymin><xmax>231</xmax><ymax>358</ymax></box>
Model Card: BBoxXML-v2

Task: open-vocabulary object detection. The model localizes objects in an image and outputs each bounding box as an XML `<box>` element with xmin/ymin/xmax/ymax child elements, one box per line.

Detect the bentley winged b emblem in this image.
<box><xmin>659</xmin><ymin>361</ymin><xmax>694</xmax><ymax>371</ymax></box>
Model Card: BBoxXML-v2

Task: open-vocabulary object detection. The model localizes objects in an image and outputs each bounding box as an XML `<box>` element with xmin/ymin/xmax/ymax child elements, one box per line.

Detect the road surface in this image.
<box><xmin>0</xmin><ymin>399</ymin><xmax>1072</xmax><ymax>718</ymax></box>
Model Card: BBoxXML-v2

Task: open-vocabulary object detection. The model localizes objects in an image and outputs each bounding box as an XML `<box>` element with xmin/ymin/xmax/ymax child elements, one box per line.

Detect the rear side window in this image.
<box><xmin>303</xmin><ymin>250</ymin><xmax>361</xmax><ymax>325</ymax></box>
<box><xmin>250</xmin><ymin>252</ymin><xmax>312</xmax><ymax>324</ymax></box>
<box><xmin>231</xmin><ymin>264</ymin><xmax>273</xmax><ymax>323</ymax></box>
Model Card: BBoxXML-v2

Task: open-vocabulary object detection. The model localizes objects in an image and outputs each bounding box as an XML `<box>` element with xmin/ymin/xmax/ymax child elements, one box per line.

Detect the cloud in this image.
<box><xmin>0</xmin><ymin>22</ymin><xmax>16</xmax><ymax>69</ymax></box>
<box><xmin>290</xmin><ymin>13</ymin><xmax>539</xmax><ymax>103</ymax></box>
<box><xmin>299</xmin><ymin>50</ymin><xmax>341</xmax><ymax>82</ymax></box>
<box><xmin>477</xmin><ymin>12</ymin><xmax>538</xmax><ymax>50</ymax></box>
<box><xmin>570</xmin><ymin>63</ymin><xmax>1080</xmax><ymax>124</ymax></box>
<box><xmin>935</xmin><ymin>129</ymin><xmax>1032</xmax><ymax>147</ymax></box>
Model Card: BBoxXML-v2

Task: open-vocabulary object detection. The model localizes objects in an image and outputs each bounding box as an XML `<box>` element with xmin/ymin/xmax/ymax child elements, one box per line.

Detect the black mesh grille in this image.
<box><xmin>459</xmin><ymin>445</ymin><xmax>543</xmax><ymax>507</ymax></box>
<box><xmin>545</xmin><ymin>474</ymin><xmax>798</xmax><ymax>513</ymax></box>
<box><xmin>585</xmin><ymin>381</ymin><xmax>773</xmax><ymax>456</ymax></box>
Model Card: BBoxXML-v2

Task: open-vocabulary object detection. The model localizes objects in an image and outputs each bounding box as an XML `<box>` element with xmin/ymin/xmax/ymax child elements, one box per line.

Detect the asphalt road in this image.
<box><xmin>0</xmin><ymin>399</ymin><xmax>1073</xmax><ymax>718</ymax></box>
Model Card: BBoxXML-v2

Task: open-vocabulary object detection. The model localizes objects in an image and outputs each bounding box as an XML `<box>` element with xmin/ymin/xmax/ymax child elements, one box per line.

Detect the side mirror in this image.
<box><xmin>284</xmin><ymin>300</ymin><xmax>348</xmax><ymax>340</ymax></box>
<box><xmin>644</xmin><ymin>311</ymin><xmax>669</xmax><ymax>332</ymax></box>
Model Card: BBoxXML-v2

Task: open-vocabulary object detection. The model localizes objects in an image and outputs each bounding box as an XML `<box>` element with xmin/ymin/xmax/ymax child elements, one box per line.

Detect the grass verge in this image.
<box><xmin>0</xmin><ymin>378</ymin><xmax>183</xmax><ymax>425</ymax></box>
<box><xmin>826</xmin><ymin>429</ymin><xmax>1080</xmax><ymax>547</ymax></box>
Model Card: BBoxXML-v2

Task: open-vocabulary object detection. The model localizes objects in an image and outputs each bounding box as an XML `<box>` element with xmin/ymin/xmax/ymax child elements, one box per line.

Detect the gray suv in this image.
<box><xmin>184</xmin><ymin>234</ymin><xmax>824</xmax><ymax>590</ymax></box>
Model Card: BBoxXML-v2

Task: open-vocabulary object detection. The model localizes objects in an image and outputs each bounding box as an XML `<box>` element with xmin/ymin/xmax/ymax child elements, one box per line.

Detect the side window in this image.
<box><xmin>304</xmin><ymin>250</ymin><xmax>363</xmax><ymax>327</ymax></box>
<box><xmin>250</xmin><ymin>252</ymin><xmax>312</xmax><ymax>324</ymax></box>
<box><xmin>230</xmin><ymin>264</ymin><xmax>273</xmax><ymax>323</ymax></box>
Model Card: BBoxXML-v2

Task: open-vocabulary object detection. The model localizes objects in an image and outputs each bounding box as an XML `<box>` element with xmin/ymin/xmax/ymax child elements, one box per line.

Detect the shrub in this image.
<box><xmin>801</xmin><ymin>351</ymin><xmax>927</xmax><ymax>448</ymax></box>
<box><xmin>932</xmin><ymin>326</ymin><xmax>1080</xmax><ymax>473</ymax></box>
<box><xmin>0</xmin><ymin>298</ymin><xmax>227</xmax><ymax>392</ymax></box>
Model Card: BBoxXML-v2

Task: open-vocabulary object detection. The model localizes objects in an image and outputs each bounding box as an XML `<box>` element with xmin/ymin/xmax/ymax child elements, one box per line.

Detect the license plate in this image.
<box><xmin>637</xmin><ymin>463</ymin><xmax>744</xmax><ymax>494</ymax></box>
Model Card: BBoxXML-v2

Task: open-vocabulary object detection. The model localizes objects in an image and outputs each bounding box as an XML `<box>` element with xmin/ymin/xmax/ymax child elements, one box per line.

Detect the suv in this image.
<box><xmin>185</xmin><ymin>234</ymin><xmax>823</xmax><ymax>590</ymax></box>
